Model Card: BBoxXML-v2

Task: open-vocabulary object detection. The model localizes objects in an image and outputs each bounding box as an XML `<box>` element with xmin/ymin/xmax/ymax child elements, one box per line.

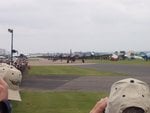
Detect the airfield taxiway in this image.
<box><xmin>21</xmin><ymin>62</ymin><xmax>150</xmax><ymax>93</ymax></box>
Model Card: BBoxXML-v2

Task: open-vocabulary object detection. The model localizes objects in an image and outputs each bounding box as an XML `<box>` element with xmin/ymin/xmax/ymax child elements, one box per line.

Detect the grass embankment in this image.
<box><xmin>28</xmin><ymin>65</ymin><xmax>124</xmax><ymax>76</ymax></box>
<box><xmin>12</xmin><ymin>91</ymin><xmax>107</xmax><ymax>113</ymax></box>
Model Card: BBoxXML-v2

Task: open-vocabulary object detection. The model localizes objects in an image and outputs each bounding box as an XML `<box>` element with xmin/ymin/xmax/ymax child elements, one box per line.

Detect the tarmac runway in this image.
<box><xmin>21</xmin><ymin>63</ymin><xmax>150</xmax><ymax>93</ymax></box>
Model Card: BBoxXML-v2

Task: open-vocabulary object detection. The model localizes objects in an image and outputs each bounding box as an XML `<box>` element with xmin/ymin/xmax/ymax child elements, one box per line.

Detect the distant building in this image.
<box><xmin>0</xmin><ymin>48</ymin><xmax>9</xmax><ymax>56</ymax></box>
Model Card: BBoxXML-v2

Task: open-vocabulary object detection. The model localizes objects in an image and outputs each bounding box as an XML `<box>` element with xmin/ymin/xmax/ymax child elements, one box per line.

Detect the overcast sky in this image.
<box><xmin>0</xmin><ymin>0</ymin><xmax>150</xmax><ymax>54</ymax></box>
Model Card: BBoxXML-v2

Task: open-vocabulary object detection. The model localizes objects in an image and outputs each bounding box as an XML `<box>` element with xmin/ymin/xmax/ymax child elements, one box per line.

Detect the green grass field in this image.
<box><xmin>28</xmin><ymin>65</ymin><xmax>125</xmax><ymax>76</ymax></box>
<box><xmin>16</xmin><ymin>60</ymin><xmax>141</xmax><ymax>113</ymax></box>
<box><xmin>88</xmin><ymin>59</ymin><xmax>150</xmax><ymax>65</ymax></box>
<box><xmin>12</xmin><ymin>91</ymin><xmax>107</xmax><ymax>113</ymax></box>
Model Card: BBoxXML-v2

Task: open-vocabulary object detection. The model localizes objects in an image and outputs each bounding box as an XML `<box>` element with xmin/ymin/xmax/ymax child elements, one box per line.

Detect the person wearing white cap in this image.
<box><xmin>90</xmin><ymin>78</ymin><xmax>150</xmax><ymax>113</ymax></box>
<box><xmin>0</xmin><ymin>63</ymin><xmax>22</xmax><ymax>101</ymax></box>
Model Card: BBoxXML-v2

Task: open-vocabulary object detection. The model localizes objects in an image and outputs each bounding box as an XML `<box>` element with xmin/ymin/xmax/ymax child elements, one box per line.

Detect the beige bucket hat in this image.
<box><xmin>0</xmin><ymin>63</ymin><xmax>22</xmax><ymax>101</ymax></box>
<box><xmin>105</xmin><ymin>78</ymin><xmax>150</xmax><ymax>113</ymax></box>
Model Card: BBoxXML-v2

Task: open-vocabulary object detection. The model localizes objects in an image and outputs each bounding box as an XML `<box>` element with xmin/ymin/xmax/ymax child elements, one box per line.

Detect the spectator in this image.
<box><xmin>90</xmin><ymin>97</ymin><xmax>108</xmax><ymax>113</ymax></box>
<box><xmin>0</xmin><ymin>79</ymin><xmax>11</xmax><ymax>113</ymax></box>
<box><xmin>90</xmin><ymin>78</ymin><xmax>150</xmax><ymax>113</ymax></box>
<box><xmin>0</xmin><ymin>63</ymin><xmax>22</xmax><ymax>101</ymax></box>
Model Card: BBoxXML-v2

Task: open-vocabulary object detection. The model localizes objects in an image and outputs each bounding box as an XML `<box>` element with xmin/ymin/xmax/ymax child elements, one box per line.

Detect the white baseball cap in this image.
<box><xmin>105</xmin><ymin>78</ymin><xmax>150</xmax><ymax>113</ymax></box>
<box><xmin>0</xmin><ymin>63</ymin><xmax>22</xmax><ymax>101</ymax></box>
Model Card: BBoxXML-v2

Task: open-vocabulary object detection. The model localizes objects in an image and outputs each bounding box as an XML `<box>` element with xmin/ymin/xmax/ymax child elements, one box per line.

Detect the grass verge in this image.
<box><xmin>28</xmin><ymin>65</ymin><xmax>125</xmax><ymax>76</ymax></box>
<box><xmin>12</xmin><ymin>91</ymin><xmax>107</xmax><ymax>113</ymax></box>
<box><xmin>88</xmin><ymin>59</ymin><xmax>150</xmax><ymax>65</ymax></box>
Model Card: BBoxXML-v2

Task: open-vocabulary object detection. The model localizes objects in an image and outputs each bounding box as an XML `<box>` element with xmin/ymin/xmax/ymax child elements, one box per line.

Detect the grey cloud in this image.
<box><xmin>0</xmin><ymin>0</ymin><xmax>150</xmax><ymax>53</ymax></box>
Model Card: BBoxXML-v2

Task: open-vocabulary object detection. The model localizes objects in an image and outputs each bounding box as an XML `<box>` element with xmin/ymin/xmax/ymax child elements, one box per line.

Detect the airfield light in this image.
<box><xmin>8</xmin><ymin>28</ymin><xmax>13</xmax><ymax>65</ymax></box>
